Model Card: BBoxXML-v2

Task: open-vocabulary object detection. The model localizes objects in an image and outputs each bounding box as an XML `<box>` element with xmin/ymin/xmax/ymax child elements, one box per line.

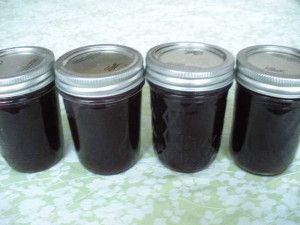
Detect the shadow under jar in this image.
<box><xmin>0</xmin><ymin>46</ymin><xmax>64</xmax><ymax>173</ymax></box>
<box><xmin>146</xmin><ymin>42</ymin><xmax>235</xmax><ymax>173</ymax></box>
<box><xmin>55</xmin><ymin>44</ymin><xmax>144</xmax><ymax>175</ymax></box>
<box><xmin>231</xmin><ymin>45</ymin><xmax>300</xmax><ymax>176</ymax></box>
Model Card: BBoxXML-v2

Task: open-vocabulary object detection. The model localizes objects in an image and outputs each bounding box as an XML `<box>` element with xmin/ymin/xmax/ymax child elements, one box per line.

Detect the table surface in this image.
<box><xmin>0</xmin><ymin>0</ymin><xmax>300</xmax><ymax>225</ymax></box>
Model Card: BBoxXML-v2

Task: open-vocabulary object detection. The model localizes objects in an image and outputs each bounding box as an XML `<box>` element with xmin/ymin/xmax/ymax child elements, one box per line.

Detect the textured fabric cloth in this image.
<box><xmin>0</xmin><ymin>0</ymin><xmax>299</xmax><ymax>224</ymax></box>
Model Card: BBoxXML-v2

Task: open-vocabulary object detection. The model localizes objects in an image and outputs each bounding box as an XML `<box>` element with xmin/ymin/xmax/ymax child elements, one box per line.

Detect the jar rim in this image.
<box><xmin>55</xmin><ymin>44</ymin><xmax>144</xmax><ymax>98</ymax></box>
<box><xmin>236</xmin><ymin>45</ymin><xmax>300</xmax><ymax>99</ymax></box>
<box><xmin>0</xmin><ymin>46</ymin><xmax>54</xmax><ymax>98</ymax></box>
<box><xmin>145</xmin><ymin>42</ymin><xmax>235</xmax><ymax>92</ymax></box>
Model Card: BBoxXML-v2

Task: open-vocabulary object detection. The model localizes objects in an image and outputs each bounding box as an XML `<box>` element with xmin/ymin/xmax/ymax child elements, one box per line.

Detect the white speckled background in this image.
<box><xmin>0</xmin><ymin>1</ymin><xmax>300</xmax><ymax>225</ymax></box>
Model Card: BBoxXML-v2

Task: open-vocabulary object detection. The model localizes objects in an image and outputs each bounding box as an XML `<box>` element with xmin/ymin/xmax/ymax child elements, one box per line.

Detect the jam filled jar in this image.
<box><xmin>146</xmin><ymin>42</ymin><xmax>235</xmax><ymax>173</ymax></box>
<box><xmin>231</xmin><ymin>45</ymin><xmax>300</xmax><ymax>175</ymax></box>
<box><xmin>55</xmin><ymin>44</ymin><xmax>144</xmax><ymax>175</ymax></box>
<box><xmin>0</xmin><ymin>46</ymin><xmax>64</xmax><ymax>173</ymax></box>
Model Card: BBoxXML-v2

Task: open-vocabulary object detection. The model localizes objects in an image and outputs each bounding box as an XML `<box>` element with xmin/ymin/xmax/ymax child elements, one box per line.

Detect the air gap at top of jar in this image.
<box><xmin>231</xmin><ymin>45</ymin><xmax>300</xmax><ymax>176</ymax></box>
<box><xmin>55</xmin><ymin>44</ymin><xmax>144</xmax><ymax>175</ymax></box>
<box><xmin>146</xmin><ymin>42</ymin><xmax>235</xmax><ymax>173</ymax></box>
<box><xmin>0</xmin><ymin>46</ymin><xmax>64</xmax><ymax>173</ymax></box>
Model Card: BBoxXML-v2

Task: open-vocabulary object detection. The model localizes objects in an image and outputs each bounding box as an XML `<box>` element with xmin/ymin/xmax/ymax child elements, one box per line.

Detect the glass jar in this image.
<box><xmin>55</xmin><ymin>44</ymin><xmax>144</xmax><ymax>175</ymax></box>
<box><xmin>231</xmin><ymin>45</ymin><xmax>300</xmax><ymax>175</ymax></box>
<box><xmin>0</xmin><ymin>46</ymin><xmax>64</xmax><ymax>173</ymax></box>
<box><xmin>146</xmin><ymin>42</ymin><xmax>235</xmax><ymax>173</ymax></box>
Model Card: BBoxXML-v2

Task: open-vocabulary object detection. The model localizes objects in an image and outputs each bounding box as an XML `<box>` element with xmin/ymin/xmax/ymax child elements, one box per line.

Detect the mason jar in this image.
<box><xmin>55</xmin><ymin>44</ymin><xmax>144</xmax><ymax>175</ymax></box>
<box><xmin>0</xmin><ymin>46</ymin><xmax>64</xmax><ymax>172</ymax></box>
<box><xmin>146</xmin><ymin>42</ymin><xmax>235</xmax><ymax>173</ymax></box>
<box><xmin>231</xmin><ymin>45</ymin><xmax>300</xmax><ymax>175</ymax></box>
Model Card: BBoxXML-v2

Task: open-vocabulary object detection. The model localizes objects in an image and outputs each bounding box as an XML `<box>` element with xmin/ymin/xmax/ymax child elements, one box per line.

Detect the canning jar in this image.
<box><xmin>55</xmin><ymin>44</ymin><xmax>144</xmax><ymax>175</ymax></box>
<box><xmin>231</xmin><ymin>45</ymin><xmax>300</xmax><ymax>175</ymax></box>
<box><xmin>146</xmin><ymin>42</ymin><xmax>235</xmax><ymax>173</ymax></box>
<box><xmin>0</xmin><ymin>46</ymin><xmax>64</xmax><ymax>173</ymax></box>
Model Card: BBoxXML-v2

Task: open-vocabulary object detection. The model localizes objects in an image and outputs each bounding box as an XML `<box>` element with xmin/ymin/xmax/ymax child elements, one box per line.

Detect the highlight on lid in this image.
<box><xmin>55</xmin><ymin>44</ymin><xmax>144</xmax><ymax>98</ymax></box>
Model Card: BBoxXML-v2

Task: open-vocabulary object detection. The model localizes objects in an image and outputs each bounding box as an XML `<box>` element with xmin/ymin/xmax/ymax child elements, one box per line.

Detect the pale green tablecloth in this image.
<box><xmin>0</xmin><ymin>1</ymin><xmax>299</xmax><ymax>224</ymax></box>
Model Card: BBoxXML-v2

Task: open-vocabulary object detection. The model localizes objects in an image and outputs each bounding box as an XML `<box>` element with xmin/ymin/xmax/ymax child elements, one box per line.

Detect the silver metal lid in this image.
<box><xmin>0</xmin><ymin>46</ymin><xmax>54</xmax><ymax>98</ymax></box>
<box><xmin>55</xmin><ymin>44</ymin><xmax>144</xmax><ymax>98</ymax></box>
<box><xmin>237</xmin><ymin>45</ymin><xmax>300</xmax><ymax>99</ymax></box>
<box><xmin>145</xmin><ymin>42</ymin><xmax>235</xmax><ymax>92</ymax></box>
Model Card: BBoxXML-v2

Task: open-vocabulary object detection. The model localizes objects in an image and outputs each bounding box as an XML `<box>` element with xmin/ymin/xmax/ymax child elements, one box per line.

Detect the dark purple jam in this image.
<box><xmin>0</xmin><ymin>83</ymin><xmax>64</xmax><ymax>173</ymax></box>
<box><xmin>231</xmin><ymin>84</ymin><xmax>300</xmax><ymax>175</ymax></box>
<box><xmin>150</xmin><ymin>83</ymin><xmax>230</xmax><ymax>173</ymax></box>
<box><xmin>61</xmin><ymin>84</ymin><xmax>143</xmax><ymax>175</ymax></box>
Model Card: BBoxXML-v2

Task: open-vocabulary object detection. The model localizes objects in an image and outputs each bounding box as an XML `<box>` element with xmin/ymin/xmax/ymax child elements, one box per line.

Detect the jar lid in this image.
<box><xmin>0</xmin><ymin>46</ymin><xmax>54</xmax><ymax>98</ymax></box>
<box><xmin>145</xmin><ymin>42</ymin><xmax>235</xmax><ymax>92</ymax></box>
<box><xmin>237</xmin><ymin>45</ymin><xmax>300</xmax><ymax>99</ymax></box>
<box><xmin>55</xmin><ymin>44</ymin><xmax>144</xmax><ymax>98</ymax></box>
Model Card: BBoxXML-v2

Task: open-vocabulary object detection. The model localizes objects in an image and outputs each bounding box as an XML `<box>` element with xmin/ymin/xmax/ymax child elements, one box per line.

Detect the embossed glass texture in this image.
<box><xmin>150</xmin><ymin>84</ymin><xmax>230</xmax><ymax>173</ymax></box>
<box><xmin>146</xmin><ymin>42</ymin><xmax>234</xmax><ymax>173</ymax></box>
